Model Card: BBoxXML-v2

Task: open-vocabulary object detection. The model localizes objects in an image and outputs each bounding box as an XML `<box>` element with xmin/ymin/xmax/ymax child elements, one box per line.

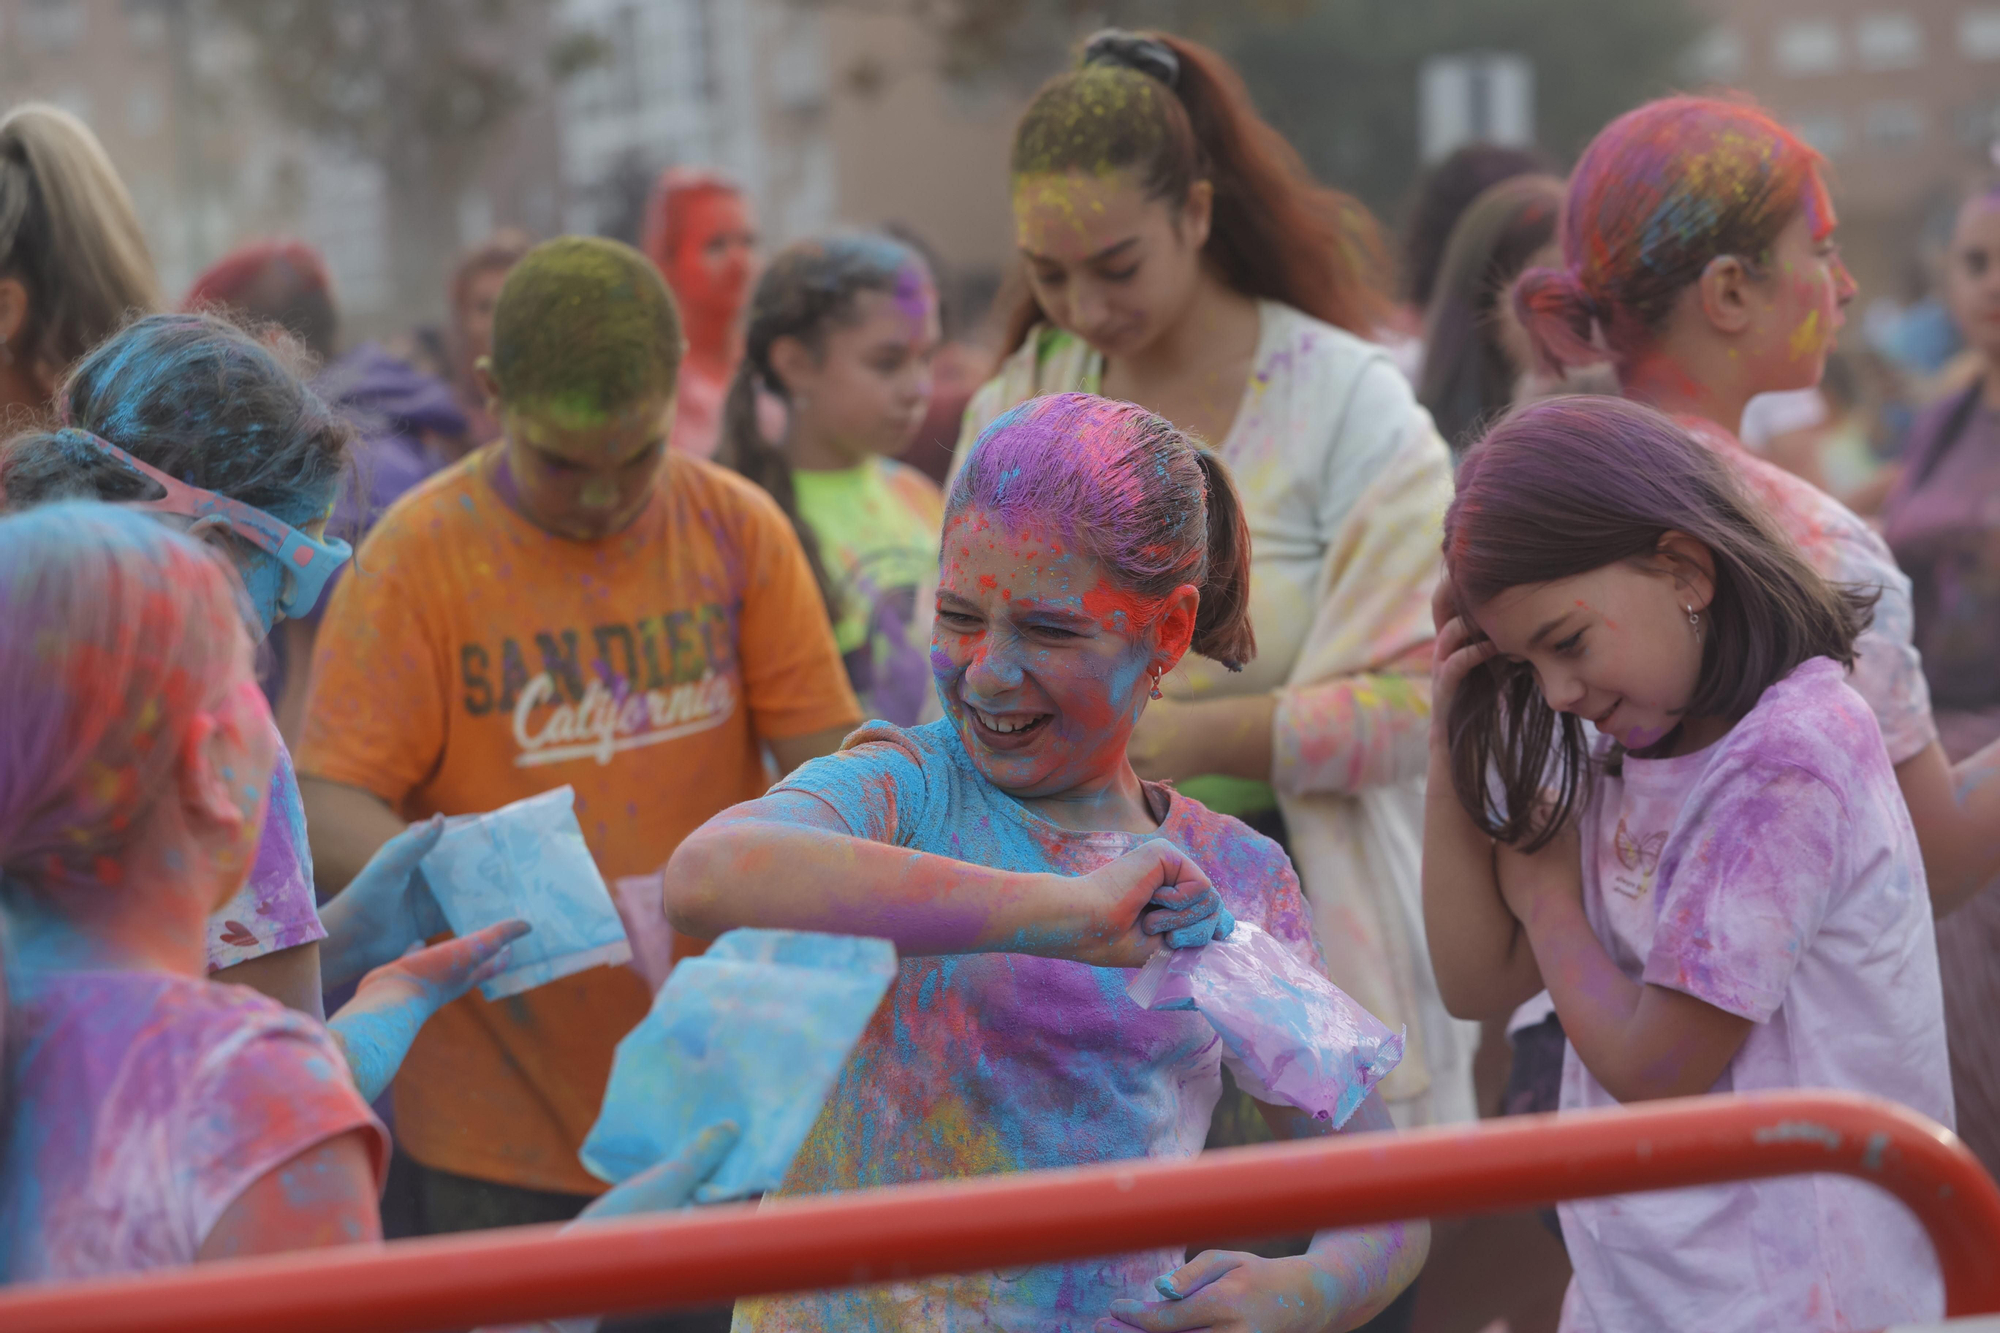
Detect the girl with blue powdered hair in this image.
<box><xmin>0</xmin><ymin>311</ymin><xmax>515</xmax><ymax>1100</ymax></box>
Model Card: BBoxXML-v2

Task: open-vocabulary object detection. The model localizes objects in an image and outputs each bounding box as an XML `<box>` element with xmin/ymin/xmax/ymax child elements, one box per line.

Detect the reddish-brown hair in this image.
<box><xmin>1003</xmin><ymin>31</ymin><xmax>1390</xmax><ymax>352</ymax></box>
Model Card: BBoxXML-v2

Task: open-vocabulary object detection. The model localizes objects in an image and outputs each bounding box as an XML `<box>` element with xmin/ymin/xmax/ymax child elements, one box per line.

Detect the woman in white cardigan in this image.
<box><xmin>947</xmin><ymin>28</ymin><xmax>1474</xmax><ymax>1128</ymax></box>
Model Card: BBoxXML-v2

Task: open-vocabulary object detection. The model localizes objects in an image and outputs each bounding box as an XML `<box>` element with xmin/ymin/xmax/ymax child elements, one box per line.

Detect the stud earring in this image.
<box><xmin>1686</xmin><ymin>604</ymin><xmax>1702</xmax><ymax>643</ymax></box>
<box><xmin>1148</xmin><ymin>668</ymin><xmax>1164</xmax><ymax>700</ymax></box>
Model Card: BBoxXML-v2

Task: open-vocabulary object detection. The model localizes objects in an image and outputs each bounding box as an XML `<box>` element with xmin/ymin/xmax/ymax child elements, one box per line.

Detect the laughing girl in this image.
<box><xmin>670</xmin><ymin>393</ymin><xmax>1424</xmax><ymax>1332</ymax></box>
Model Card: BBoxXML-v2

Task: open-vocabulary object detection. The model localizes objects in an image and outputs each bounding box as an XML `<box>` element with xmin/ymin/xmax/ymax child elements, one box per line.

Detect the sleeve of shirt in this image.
<box><xmin>1271</xmin><ymin>371</ymin><xmax>1450</xmax><ymax>795</ymax></box>
<box><xmin>724</xmin><ymin>476</ymin><xmax>865</xmax><ymax>743</ymax></box>
<box><xmin>205</xmin><ymin>742</ymin><xmax>327</xmax><ymax>972</ymax></box>
<box><xmin>1844</xmin><ymin>560</ymin><xmax>1938</xmax><ymax>766</ymax></box>
<box><xmin>1644</xmin><ymin>756</ymin><xmax>1847</xmax><ymax>1023</ymax></box>
<box><xmin>180</xmin><ymin>1014</ymin><xmax>389</xmax><ymax>1254</ymax></box>
<box><xmin>771</xmin><ymin>722</ymin><xmax>938</xmax><ymax>845</ymax></box>
<box><xmin>293</xmin><ymin>525</ymin><xmax>451</xmax><ymax>807</ymax></box>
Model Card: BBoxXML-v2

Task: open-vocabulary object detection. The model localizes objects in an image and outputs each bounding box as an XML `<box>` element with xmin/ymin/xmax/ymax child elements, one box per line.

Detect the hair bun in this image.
<box><xmin>1080</xmin><ymin>29</ymin><xmax>1180</xmax><ymax>87</ymax></box>
<box><xmin>1511</xmin><ymin>263</ymin><xmax>1609</xmax><ymax>376</ymax></box>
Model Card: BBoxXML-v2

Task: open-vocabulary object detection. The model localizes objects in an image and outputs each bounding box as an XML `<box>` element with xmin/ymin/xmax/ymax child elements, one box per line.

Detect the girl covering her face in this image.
<box><xmin>1424</xmin><ymin>396</ymin><xmax>1951</xmax><ymax>1333</ymax></box>
<box><xmin>671</xmin><ymin>393</ymin><xmax>1426</xmax><ymax>1333</ymax></box>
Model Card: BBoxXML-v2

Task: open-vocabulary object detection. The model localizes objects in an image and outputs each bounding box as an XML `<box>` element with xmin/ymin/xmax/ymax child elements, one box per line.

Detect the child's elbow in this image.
<box><xmin>663</xmin><ymin>828</ymin><xmax>732</xmax><ymax>939</ymax></box>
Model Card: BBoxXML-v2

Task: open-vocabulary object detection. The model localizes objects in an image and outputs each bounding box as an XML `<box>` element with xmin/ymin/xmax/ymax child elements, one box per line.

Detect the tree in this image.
<box><xmin>212</xmin><ymin>0</ymin><xmax>590</xmax><ymax>324</ymax></box>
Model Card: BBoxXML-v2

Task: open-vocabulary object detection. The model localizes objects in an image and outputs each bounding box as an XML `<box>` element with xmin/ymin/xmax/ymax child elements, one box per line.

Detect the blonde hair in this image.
<box><xmin>0</xmin><ymin>103</ymin><xmax>162</xmax><ymax>380</ymax></box>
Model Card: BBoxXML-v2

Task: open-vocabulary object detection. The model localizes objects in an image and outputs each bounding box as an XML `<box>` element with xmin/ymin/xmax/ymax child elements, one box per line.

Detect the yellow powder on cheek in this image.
<box><xmin>579</xmin><ymin>476</ymin><xmax>620</xmax><ymax>510</ymax></box>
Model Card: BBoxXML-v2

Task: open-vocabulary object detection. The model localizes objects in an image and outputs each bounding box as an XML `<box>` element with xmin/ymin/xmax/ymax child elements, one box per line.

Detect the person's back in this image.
<box><xmin>0</xmin><ymin>971</ymin><xmax>378</xmax><ymax>1282</ymax></box>
<box><xmin>0</xmin><ymin>505</ymin><xmax>385</xmax><ymax>1283</ymax></box>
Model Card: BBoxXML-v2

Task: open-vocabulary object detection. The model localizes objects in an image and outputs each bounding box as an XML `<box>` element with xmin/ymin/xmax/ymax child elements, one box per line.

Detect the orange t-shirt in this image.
<box><xmin>297</xmin><ymin>448</ymin><xmax>861</xmax><ymax>1194</ymax></box>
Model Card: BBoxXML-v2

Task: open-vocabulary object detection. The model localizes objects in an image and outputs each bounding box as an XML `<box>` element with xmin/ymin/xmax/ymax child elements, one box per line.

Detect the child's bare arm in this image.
<box><xmin>1421</xmin><ymin>615</ymin><xmax>1543</xmax><ymax>1020</ymax></box>
<box><xmin>196</xmin><ymin>1131</ymin><xmax>381</xmax><ymax>1261</ymax></box>
<box><xmin>667</xmin><ymin>793</ymin><xmax>1227</xmax><ymax>968</ymax></box>
<box><xmin>1498</xmin><ymin>837</ymin><xmax>1752</xmax><ymax>1102</ymax></box>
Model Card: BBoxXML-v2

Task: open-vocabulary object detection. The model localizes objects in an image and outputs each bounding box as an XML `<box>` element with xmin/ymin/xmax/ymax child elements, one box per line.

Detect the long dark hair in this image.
<box><xmin>1444</xmin><ymin>396</ymin><xmax>1872</xmax><ymax>850</ymax></box>
<box><xmin>1002</xmin><ymin>29</ymin><xmax>1390</xmax><ymax>354</ymax></box>
<box><xmin>717</xmin><ymin>233</ymin><xmax>933</xmax><ymax>617</ymax></box>
<box><xmin>951</xmin><ymin>392</ymin><xmax>1255</xmax><ymax>670</ymax></box>
<box><xmin>1417</xmin><ymin>174</ymin><xmax>1564</xmax><ymax>453</ymax></box>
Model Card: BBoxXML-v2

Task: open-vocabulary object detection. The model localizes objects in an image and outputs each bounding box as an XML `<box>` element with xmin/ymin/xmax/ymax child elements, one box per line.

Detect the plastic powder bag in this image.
<box><xmin>418</xmin><ymin>786</ymin><xmax>631</xmax><ymax>1001</ymax></box>
<box><xmin>581</xmin><ymin>927</ymin><xmax>897</xmax><ymax>1202</ymax></box>
<box><xmin>610</xmin><ymin>869</ymin><xmax>678</xmax><ymax>994</ymax></box>
<box><xmin>1127</xmin><ymin>920</ymin><xmax>1404</xmax><ymax>1128</ymax></box>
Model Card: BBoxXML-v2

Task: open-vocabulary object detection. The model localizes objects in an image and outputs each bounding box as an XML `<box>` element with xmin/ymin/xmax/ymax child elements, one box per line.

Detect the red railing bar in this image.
<box><xmin>1</xmin><ymin>1091</ymin><xmax>1994</xmax><ymax>1333</ymax></box>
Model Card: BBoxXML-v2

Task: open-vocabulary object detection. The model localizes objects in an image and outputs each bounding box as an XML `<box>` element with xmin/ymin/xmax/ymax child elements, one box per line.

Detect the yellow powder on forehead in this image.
<box><xmin>1010</xmin><ymin>65</ymin><xmax>1175</xmax><ymax>182</ymax></box>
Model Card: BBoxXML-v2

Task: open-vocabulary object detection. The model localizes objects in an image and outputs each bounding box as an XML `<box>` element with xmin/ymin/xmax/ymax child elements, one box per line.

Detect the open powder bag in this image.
<box><xmin>1128</xmin><ymin>919</ymin><xmax>1403</xmax><ymax>1127</ymax></box>
<box><xmin>581</xmin><ymin>928</ymin><xmax>897</xmax><ymax>1202</ymax></box>
<box><xmin>418</xmin><ymin>786</ymin><xmax>631</xmax><ymax>1001</ymax></box>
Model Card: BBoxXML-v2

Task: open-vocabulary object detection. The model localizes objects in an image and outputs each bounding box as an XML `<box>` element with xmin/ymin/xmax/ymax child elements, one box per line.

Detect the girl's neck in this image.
<box><xmin>1015</xmin><ymin>758</ymin><xmax>1161</xmax><ymax>836</ymax></box>
<box><xmin>681</xmin><ymin>304</ymin><xmax>741</xmax><ymax>383</ymax></box>
<box><xmin>1621</xmin><ymin>345</ymin><xmax>1757</xmax><ymax>441</ymax></box>
<box><xmin>786</xmin><ymin>413</ymin><xmax>871</xmax><ymax>473</ymax></box>
<box><xmin>1104</xmin><ymin>268</ymin><xmax>1260</xmax><ymax>392</ymax></box>
<box><xmin>4</xmin><ymin>861</ymin><xmax>215</xmax><ymax>978</ymax></box>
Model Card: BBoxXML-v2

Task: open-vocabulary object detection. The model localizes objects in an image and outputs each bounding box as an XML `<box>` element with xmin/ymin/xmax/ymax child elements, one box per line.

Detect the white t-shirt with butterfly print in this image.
<box><xmin>1556</xmin><ymin>658</ymin><xmax>1951</xmax><ymax>1333</ymax></box>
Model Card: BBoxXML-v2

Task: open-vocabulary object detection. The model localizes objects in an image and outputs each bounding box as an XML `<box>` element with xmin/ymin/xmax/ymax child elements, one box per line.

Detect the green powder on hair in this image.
<box><xmin>489</xmin><ymin>236</ymin><xmax>684</xmax><ymax>429</ymax></box>
<box><xmin>1010</xmin><ymin>65</ymin><xmax>1177</xmax><ymax>182</ymax></box>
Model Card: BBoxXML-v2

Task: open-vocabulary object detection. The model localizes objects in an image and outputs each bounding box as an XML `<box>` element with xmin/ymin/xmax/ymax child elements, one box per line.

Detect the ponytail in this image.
<box><xmin>715</xmin><ymin>358</ymin><xmax>839</xmax><ymax>619</ymax></box>
<box><xmin>1189</xmin><ymin>449</ymin><xmax>1255</xmax><ymax>670</ymax></box>
<box><xmin>0</xmin><ymin>104</ymin><xmax>161</xmax><ymax>384</ymax></box>
<box><xmin>1511</xmin><ymin>264</ymin><xmax>1609</xmax><ymax>377</ymax></box>
<box><xmin>1003</xmin><ymin>30</ymin><xmax>1389</xmax><ymax>355</ymax></box>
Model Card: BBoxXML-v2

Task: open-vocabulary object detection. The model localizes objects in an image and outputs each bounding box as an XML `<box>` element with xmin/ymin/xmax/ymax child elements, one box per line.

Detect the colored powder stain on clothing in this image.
<box><xmin>1558</xmin><ymin>659</ymin><xmax>1948</xmax><ymax>1332</ymax></box>
<box><xmin>0</xmin><ymin>970</ymin><xmax>386</xmax><ymax>1283</ymax></box>
<box><xmin>793</xmin><ymin>458</ymin><xmax>942</xmax><ymax>728</ymax></box>
<box><xmin>205</xmin><ymin>738</ymin><xmax>327</xmax><ymax>972</ymax></box>
<box><xmin>735</xmin><ymin>718</ymin><xmax>1320</xmax><ymax>1332</ymax></box>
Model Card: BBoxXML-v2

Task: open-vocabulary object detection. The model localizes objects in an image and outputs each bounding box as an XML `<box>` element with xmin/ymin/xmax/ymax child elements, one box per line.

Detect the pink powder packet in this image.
<box><xmin>612</xmin><ymin>871</ymin><xmax>678</xmax><ymax>994</ymax></box>
<box><xmin>1127</xmin><ymin>920</ymin><xmax>1404</xmax><ymax>1127</ymax></box>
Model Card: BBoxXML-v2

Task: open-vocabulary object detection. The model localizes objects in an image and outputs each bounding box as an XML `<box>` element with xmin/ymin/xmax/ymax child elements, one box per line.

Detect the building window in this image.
<box><xmin>1963</xmin><ymin>7</ymin><xmax>2000</xmax><ymax>60</ymax></box>
<box><xmin>1775</xmin><ymin>18</ymin><xmax>1844</xmax><ymax>74</ymax></box>
<box><xmin>1863</xmin><ymin>99</ymin><xmax>1927</xmax><ymax>147</ymax></box>
<box><xmin>1855</xmin><ymin>13</ymin><xmax>1925</xmax><ymax>68</ymax></box>
<box><xmin>1686</xmin><ymin>26</ymin><xmax>1745</xmax><ymax>82</ymax></box>
<box><xmin>1792</xmin><ymin>109</ymin><xmax>1848</xmax><ymax>156</ymax></box>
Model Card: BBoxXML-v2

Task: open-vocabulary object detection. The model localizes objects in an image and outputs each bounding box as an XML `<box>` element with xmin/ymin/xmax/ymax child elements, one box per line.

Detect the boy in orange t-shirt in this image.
<box><xmin>296</xmin><ymin>237</ymin><xmax>860</xmax><ymax>1230</ymax></box>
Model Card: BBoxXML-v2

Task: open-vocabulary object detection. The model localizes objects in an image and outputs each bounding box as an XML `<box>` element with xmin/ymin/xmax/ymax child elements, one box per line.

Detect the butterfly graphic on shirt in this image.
<box><xmin>1610</xmin><ymin>818</ymin><xmax>1667</xmax><ymax>899</ymax></box>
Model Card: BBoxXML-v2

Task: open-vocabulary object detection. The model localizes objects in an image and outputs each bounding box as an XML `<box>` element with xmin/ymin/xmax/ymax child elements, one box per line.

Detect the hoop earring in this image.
<box><xmin>1148</xmin><ymin>667</ymin><xmax>1164</xmax><ymax>701</ymax></box>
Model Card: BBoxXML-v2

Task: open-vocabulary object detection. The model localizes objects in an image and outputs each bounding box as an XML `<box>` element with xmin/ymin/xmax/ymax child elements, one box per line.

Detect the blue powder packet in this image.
<box><xmin>581</xmin><ymin>928</ymin><xmax>897</xmax><ymax>1202</ymax></box>
<box><xmin>418</xmin><ymin>786</ymin><xmax>631</xmax><ymax>1001</ymax></box>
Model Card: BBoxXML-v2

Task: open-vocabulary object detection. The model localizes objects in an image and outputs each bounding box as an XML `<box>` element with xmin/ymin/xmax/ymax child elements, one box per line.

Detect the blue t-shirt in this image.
<box><xmin>735</xmin><ymin>718</ymin><xmax>1321</xmax><ymax>1333</ymax></box>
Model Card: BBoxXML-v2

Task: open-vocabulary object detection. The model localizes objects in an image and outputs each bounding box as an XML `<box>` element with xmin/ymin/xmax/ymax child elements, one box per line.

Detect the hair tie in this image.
<box><xmin>1081</xmin><ymin>29</ymin><xmax>1179</xmax><ymax>88</ymax></box>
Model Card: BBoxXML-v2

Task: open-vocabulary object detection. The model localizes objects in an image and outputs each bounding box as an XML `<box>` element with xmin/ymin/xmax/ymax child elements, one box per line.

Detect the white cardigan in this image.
<box><xmin>950</xmin><ymin>303</ymin><xmax>1476</xmax><ymax>1126</ymax></box>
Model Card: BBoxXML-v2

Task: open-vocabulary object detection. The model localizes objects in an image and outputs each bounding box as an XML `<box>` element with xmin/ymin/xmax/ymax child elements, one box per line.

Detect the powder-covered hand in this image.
<box><xmin>576</xmin><ymin>1121</ymin><xmax>740</xmax><ymax>1223</ymax></box>
<box><xmin>1428</xmin><ymin>614</ymin><xmax>1497</xmax><ymax>757</ymax></box>
<box><xmin>327</xmin><ymin>919</ymin><xmax>529</xmax><ymax>1101</ymax></box>
<box><xmin>1098</xmin><ymin>1251</ymin><xmax>1348</xmax><ymax>1333</ymax></box>
<box><xmin>318</xmin><ymin>815</ymin><xmax>451</xmax><ymax>989</ymax></box>
<box><xmin>1062</xmin><ymin>841</ymin><xmax>1229</xmax><ymax>968</ymax></box>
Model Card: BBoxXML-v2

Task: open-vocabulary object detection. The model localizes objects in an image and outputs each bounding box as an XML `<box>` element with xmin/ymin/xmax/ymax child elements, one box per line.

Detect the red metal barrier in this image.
<box><xmin>1</xmin><ymin>1090</ymin><xmax>1995</xmax><ymax>1333</ymax></box>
